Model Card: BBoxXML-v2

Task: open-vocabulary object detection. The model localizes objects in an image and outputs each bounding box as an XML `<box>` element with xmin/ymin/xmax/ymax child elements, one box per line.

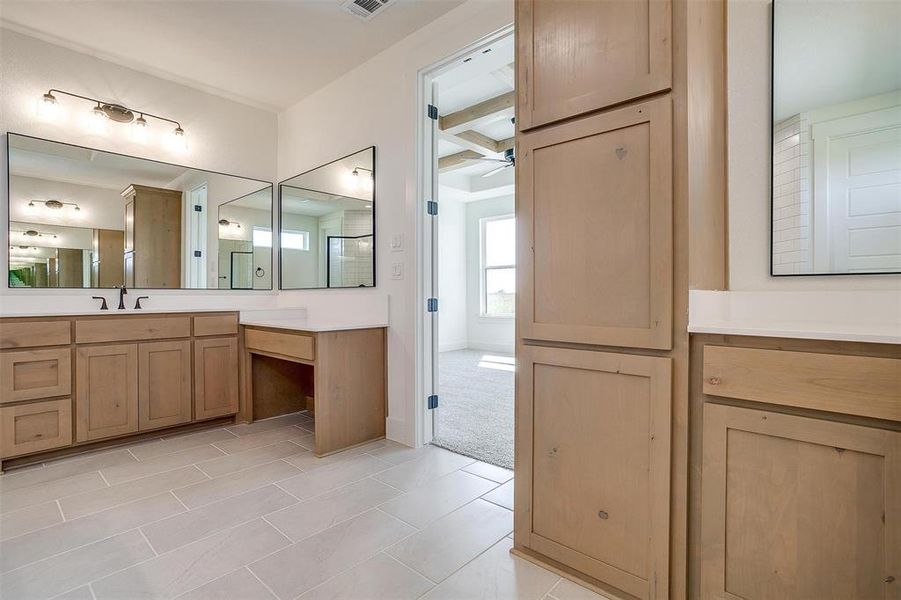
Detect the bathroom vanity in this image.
<box><xmin>0</xmin><ymin>309</ymin><xmax>388</xmax><ymax>469</ymax></box>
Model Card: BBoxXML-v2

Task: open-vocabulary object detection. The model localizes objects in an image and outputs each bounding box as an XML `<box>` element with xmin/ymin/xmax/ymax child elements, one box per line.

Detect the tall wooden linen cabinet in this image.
<box><xmin>514</xmin><ymin>1</ymin><xmax>723</xmax><ymax>598</ymax></box>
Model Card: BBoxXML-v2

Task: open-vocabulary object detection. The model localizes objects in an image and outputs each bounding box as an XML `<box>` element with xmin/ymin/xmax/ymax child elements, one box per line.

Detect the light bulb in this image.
<box><xmin>86</xmin><ymin>103</ymin><xmax>108</xmax><ymax>134</ymax></box>
<box><xmin>37</xmin><ymin>92</ymin><xmax>62</xmax><ymax>122</ymax></box>
<box><xmin>168</xmin><ymin>126</ymin><xmax>187</xmax><ymax>152</ymax></box>
<box><xmin>131</xmin><ymin>114</ymin><xmax>149</xmax><ymax>143</ymax></box>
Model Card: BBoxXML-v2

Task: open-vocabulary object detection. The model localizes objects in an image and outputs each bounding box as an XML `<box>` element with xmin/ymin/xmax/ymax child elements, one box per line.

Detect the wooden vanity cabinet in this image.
<box><xmin>75</xmin><ymin>343</ymin><xmax>139</xmax><ymax>442</ymax></box>
<box><xmin>139</xmin><ymin>340</ymin><xmax>192</xmax><ymax>430</ymax></box>
<box><xmin>700</xmin><ymin>403</ymin><xmax>900</xmax><ymax>599</ymax></box>
<box><xmin>194</xmin><ymin>337</ymin><xmax>239</xmax><ymax>420</ymax></box>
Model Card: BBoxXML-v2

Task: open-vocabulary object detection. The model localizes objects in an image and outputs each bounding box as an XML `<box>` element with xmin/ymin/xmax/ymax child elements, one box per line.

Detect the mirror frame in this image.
<box><xmin>769</xmin><ymin>1</ymin><xmax>899</xmax><ymax>277</ymax></box>
<box><xmin>277</xmin><ymin>146</ymin><xmax>376</xmax><ymax>290</ymax></box>
<box><xmin>6</xmin><ymin>132</ymin><xmax>276</xmax><ymax>290</ymax></box>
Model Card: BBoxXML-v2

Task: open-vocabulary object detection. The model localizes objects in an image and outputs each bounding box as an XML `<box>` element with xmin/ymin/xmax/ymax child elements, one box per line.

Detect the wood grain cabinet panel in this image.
<box><xmin>193</xmin><ymin>314</ymin><xmax>239</xmax><ymax>337</ymax></box>
<box><xmin>516</xmin><ymin>0</ymin><xmax>671</xmax><ymax>130</ymax></box>
<box><xmin>516</xmin><ymin>345</ymin><xmax>672</xmax><ymax>599</ymax></box>
<box><xmin>194</xmin><ymin>337</ymin><xmax>239</xmax><ymax>420</ymax></box>
<box><xmin>75</xmin><ymin>344</ymin><xmax>138</xmax><ymax>442</ymax></box>
<box><xmin>0</xmin><ymin>320</ymin><xmax>71</xmax><ymax>349</ymax></box>
<box><xmin>0</xmin><ymin>348</ymin><xmax>71</xmax><ymax>403</ymax></box>
<box><xmin>701</xmin><ymin>404</ymin><xmax>901</xmax><ymax>599</ymax></box>
<box><xmin>518</xmin><ymin>97</ymin><xmax>672</xmax><ymax>349</ymax></box>
<box><xmin>139</xmin><ymin>340</ymin><xmax>192</xmax><ymax>431</ymax></box>
<box><xmin>0</xmin><ymin>398</ymin><xmax>73</xmax><ymax>458</ymax></box>
<box><xmin>244</xmin><ymin>328</ymin><xmax>315</xmax><ymax>361</ymax></box>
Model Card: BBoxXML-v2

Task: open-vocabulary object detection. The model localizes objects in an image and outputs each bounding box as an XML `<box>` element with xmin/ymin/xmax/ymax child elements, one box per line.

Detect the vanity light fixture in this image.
<box><xmin>218</xmin><ymin>219</ymin><xmax>242</xmax><ymax>229</ymax></box>
<box><xmin>39</xmin><ymin>89</ymin><xmax>186</xmax><ymax>149</ymax></box>
<box><xmin>11</xmin><ymin>229</ymin><xmax>58</xmax><ymax>240</ymax></box>
<box><xmin>349</xmin><ymin>166</ymin><xmax>374</xmax><ymax>192</ymax></box>
<box><xmin>28</xmin><ymin>199</ymin><xmax>80</xmax><ymax>212</ymax></box>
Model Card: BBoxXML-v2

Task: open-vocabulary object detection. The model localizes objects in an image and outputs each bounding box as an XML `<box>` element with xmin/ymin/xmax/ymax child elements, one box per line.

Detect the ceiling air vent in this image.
<box><xmin>341</xmin><ymin>0</ymin><xmax>396</xmax><ymax>21</ymax></box>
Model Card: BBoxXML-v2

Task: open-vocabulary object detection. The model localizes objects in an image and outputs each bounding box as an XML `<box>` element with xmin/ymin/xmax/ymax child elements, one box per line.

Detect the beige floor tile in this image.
<box><xmin>286</xmin><ymin>440</ymin><xmax>386</xmax><ymax>472</ymax></box>
<box><xmin>174</xmin><ymin>460</ymin><xmax>301</xmax><ymax>509</ymax></box>
<box><xmin>213</xmin><ymin>425</ymin><xmax>314</xmax><ymax>455</ymax></box>
<box><xmin>60</xmin><ymin>465</ymin><xmax>208</xmax><ymax>520</ymax></box>
<box><xmin>547</xmin><ymin>578</ymin><xmax>612</xmax><ymax>600</ymax></box>
<box><xmin>266</xmin><ymin>477</ymin><xmax>401</xmax><ymax>542</ymax></box>
<box><xmin>462</xmin><ymin>461</ymin><xmax>514</xmax><ymax>484</ymax></box>
<box><xmin>177</xmin><ymin>567</ymin><xmax>277</xmax><ymax>600</ymax></box>
<box><xmin>0</xmin><ymin>529</ymin><xmax>154</xmax><ymax>600</ymax></box>
<box><xmin>1</xmin><ymin>492</ymin><xmax>184</xmax><ymax>573</ymax></box>
<box><xmin>297</xmin><ymin>552</ymin><xmax>434</xmax><ymax>600</ymax></box>
<box><xmin>482</xmin><ymin>480</ymin><xmax>514</xmax><ymax>510</ymax></box>
<box><xmin>129</xmin><ymin>428</ymin><xmax>237</xmax><ymax>461</ymax></box>
<box><xmin>196</xmin><ymin>441</ymin><xmax>307</xmax><ymax>478</ymax></box>
<box><xmin>276</xmin><ymin>454</ymin><xmax>391</xmax><ymax>500</ymax></box>
<box><xmin>0</xmin><ymin>471</ymin><xmax>107</xmax><ymax>513</ymax></box>
<box><xmin>0</xmin><ymin>449</ymin><xmax>134</xmax><ymax>493</ymax></box>
<box><xmin>0</xmin><ymin>501</ymin><xmax>63</xmax><ymax>540</ymax></box>
<box><xmin>52</xmin><ymin>586</ymin><xmax>95</xmax><ymax>600</ymax></box>
<box><xmin>386</xmin><ymin>499</ymin><xmax>513</xmax><ymax>582</ymax></box>
<box><xmin>93</xmin><ymin>519</ymin><xmax>289</xmax><ymax>600</ymax></box>
<box><xmin>366</xmin><ymin>441</ymin><xmax>438</xmax><ymax>466</ymax></box>
<box><xmin>421</xmin><ymin>538</ymin><xmax>559</xmax><ymax>600</ymax></box>
<box><xmin>249</xmin><ymin>509</ymin><xmax>415</xmax><ymax>600</ymax></box>
<box><xmin>227</xmin><ymin>413</ymin><xmax>311</xmax><ymax>437</ymax></box>
<box><xmin>141</xmin><ymin>484</ymin><xmax>296</xmax><ymax>554</ymax></box>
<box><xmin>101</xmin><ymin>445</ymin><xmax>225</xmax><ymax>486</ymax></box>
<box><xmin>379</xmin><ymin>470</ymin><xmax>498</xmax><ymax>528</ymax></box>
<box><xmin>373</xmin><ymin>447</ymin><xmax>475</xmax><ymax>492</ymax></box>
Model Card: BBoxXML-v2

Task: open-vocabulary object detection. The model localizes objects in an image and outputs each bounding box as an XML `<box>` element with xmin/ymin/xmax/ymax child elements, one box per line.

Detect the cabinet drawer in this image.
<box><xmin>244</xmin><ymin>328</ymin><xmax>315</xmax><ymax>361</ymax></box>
<box><xmin>0</xmin><ymin>320</ymin><xmax>71</xmax><ymax>349</ymax></box>
<box><xmin>76</xmin><ymin>317</ymin><xmax>191</xmax><ymax>344</ymax></box>
<box><xmin>703</xmin><ymin>346</ymin><xmax>901</xmax><ymax>422</ymax></box>
<box><xmin>1</xmin><ymin>398</ymin><xmax>73</xmax><ymax>458</ymax></box>
<box><xmin>194</xmin><ymin>314</ymin><xmax>238</xmax><ymax>337</ymax></box>
<box><xmin>0</xmin><ymin>348</ymin><xmax>71</xmax><ymax>404</ymax></box>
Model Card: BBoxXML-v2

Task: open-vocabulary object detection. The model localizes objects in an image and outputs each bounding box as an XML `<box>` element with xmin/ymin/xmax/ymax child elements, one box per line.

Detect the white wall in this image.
<box><xmin>438</xmin><ymin>197</ymin><xmax>468</xmax><ymax>351</ymax></box>
<box><xmin>466</xmin><ymin>196</ymin><xmax>514</xmax><ymax>354</ymax></box>
<box><xmin>278</xmin><ymin>0</ymin><xmax>514</xmax><ymax>444</ymax></box>
<box><xmin>727</xmin><ymin>0</ymin><xmax>900</xmax><ymax>290</ymax></box>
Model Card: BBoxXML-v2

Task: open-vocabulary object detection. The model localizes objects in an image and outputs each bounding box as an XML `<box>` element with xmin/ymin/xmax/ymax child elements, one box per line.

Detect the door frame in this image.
<box><xmin>414</xmin><ymin>24</ymin><xmax>514</xmax><ymax>447</ymax></box>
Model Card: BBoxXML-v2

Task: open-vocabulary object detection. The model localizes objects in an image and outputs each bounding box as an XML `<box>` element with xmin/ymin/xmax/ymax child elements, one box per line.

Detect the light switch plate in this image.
<box><xmin>391</xmin><ymin>262</ymin><xmax>404</xmax><ymax>279</ymax></box>
<box><xmin>390</xmin><ymin>234</ymin><xmax>404</xmax><ymax>252</ymax></box>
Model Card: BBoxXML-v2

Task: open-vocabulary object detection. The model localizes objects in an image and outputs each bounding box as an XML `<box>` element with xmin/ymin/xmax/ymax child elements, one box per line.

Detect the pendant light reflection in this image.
<box><xmin>345</xmin><ymin>166</ymin><xmax>373</xmax><ymax>193</ymax></box>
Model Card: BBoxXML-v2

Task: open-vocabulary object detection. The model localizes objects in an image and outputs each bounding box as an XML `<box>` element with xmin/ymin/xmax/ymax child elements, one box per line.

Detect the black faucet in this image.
<box><xmin>117</xmin><ymin>285</ymin><xmax>128</xmax><ymax>310</ymax></box>
<box><xmin>134</xmin><ymin>296</ymin><xmax>149</xmax><ymax>310</ymax></box>
<box><xmin>92</xmin><ymin>296</ymin><xmax>109</xmax><ymax>310</ymax></box>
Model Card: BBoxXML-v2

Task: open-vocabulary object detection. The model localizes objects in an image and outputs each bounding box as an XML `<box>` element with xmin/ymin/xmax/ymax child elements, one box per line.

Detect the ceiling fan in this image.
<box><xmin>476</xmin><ymin>147</ymin><xmax>515</xmax><ymax>178</ymax></box>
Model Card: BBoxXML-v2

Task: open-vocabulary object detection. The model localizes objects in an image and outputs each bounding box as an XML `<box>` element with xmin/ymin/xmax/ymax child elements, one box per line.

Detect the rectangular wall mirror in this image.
<box><xmin>279</xmin><ymin>147</ymin><xmax>375</xmax><ymax>289</ymax></box>
<box><xmin>771</xmin><ymin>0</ymin><xmax>901</xmax><ymax>275</ymax></box>
<box><xmin>7</xmin><ymin>133</ymin><xmax>273</xmax><ymax>289</ymax></box>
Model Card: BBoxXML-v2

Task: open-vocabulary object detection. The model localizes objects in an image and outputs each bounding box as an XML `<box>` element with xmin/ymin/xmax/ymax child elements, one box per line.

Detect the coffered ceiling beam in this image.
<box><xmin>438</xmin><ymin>150</ymin><xmax>483</xmax><ymax>173</ymax></box>
<box><xmin>439</xmin><ymin>91</ymin><xmax>515</xmax><ymax>135</ymax></box>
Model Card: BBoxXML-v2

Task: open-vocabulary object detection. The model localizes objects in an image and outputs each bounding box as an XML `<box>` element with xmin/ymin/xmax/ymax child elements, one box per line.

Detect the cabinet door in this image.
<box><xmin>75</xmin><ymin>344</ymin><xmax>138</xmax><ymax>441</ymax></box>
<box><xmin>518</xmin><ymin>96</ymin><xmax>672</xmax><ymax>349</ymax></box>
<box><xmin>516</xmin><ymin>345</ymin><xmax>672</xmax><ymax>599</ymax></box>
<box><xmin>517</xmin><ymin>0</ymin><xmax>671</xmax><ymax>130</ymax></box>
<box><xmin>0</xmin><ymin>398</ymin><xmax>73</xmax><ymax>458</ymax></box>
<box><xmin>139</xmin><ymin>340</ymin><xmax>192</xmax><ymax>431</ymax></box>
<box><xmin>701</xmin><ymin>404</ymin><xmax>901</xmax><ymax>600</ymax></box>
<box><xmin>194</xmin><ymin>337</ymin><xmax>239</xmax><ymax>420</ymax></box>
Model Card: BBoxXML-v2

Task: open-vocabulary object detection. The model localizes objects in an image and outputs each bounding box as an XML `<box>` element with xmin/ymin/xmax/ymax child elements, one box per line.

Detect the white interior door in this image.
<box><xmin>813</xmin><ymin>106</ymin><xmax>901</xmax><ymax>272</ymax></box>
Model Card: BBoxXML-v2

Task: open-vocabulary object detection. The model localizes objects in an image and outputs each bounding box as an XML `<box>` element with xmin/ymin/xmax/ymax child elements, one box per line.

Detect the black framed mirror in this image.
<box><xmin>279</xmin><ymin>147</ymin><xmax>375</xmax><ymax>289</ymax></box>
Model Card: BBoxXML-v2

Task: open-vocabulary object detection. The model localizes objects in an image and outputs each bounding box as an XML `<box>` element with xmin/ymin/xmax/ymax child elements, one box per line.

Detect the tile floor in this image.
<box><xmin>0</xmin><ymin>412</ymin><xmax>609</xmax><ymax>600</ymax></box>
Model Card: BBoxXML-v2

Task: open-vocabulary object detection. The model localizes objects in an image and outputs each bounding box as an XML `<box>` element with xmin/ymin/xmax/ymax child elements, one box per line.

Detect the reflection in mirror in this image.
<box><xmin>771</xmin><ymin>0</ymin><xmax>901</xmax><ymax>275</ymax></box>
<box><xmin>279</xmin><ymin>147</ymin><xmax>375</xmax><ymax>289</ymax></box>
<box><xmin>7</xmin><ymin>133</ymin><xmax>273</xmax><ymax>289</ymax></box>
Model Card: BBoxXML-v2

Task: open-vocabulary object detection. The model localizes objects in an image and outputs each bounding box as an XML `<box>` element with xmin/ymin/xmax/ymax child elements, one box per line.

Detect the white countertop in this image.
<box><xmin>689</xmin><ymin>290</ymin><xmax>901</xmax><ymax>344</ymax></box>
<box><xmin>239</xmin><ymin>309</ymin><xmax>388</xmax><ymax>332</ymax></box>
<box><xmin>0</xmin><ymin>307</ymin><xmax>237</xmax><ymax>318</ymax></box>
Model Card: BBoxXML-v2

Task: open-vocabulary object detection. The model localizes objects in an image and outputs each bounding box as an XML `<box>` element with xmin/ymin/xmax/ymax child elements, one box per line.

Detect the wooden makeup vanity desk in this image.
<box><xmin>239</xmin><ymin>314</ymin><xmax>387</xmax><ymax>457</ymax></box>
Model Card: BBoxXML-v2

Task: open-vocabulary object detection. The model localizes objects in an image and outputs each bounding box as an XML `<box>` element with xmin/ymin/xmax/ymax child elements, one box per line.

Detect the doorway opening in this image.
<box><xmin>419</xmin><ymin>28</ymin><xmax>515</xmax><ymax>469</ymax></box>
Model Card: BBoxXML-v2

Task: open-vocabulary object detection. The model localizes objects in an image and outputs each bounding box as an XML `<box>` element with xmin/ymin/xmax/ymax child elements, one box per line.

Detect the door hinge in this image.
<box><xmin>193</xmin><ymin>250</ymin><xmax>202</xmax><ymax>258</ymax></box>
<box><xmin>427</xmin><ymin>104</ymin><xmax>439</xmax><ymax>120</ymax></box>
<box><xmin>427</xmin><ymin>394</ymin><xmax>439</xmax><ymax>409</ymax></box>
<box><xmin>194</xmin><ymin>205</ymin><xmax>203</xmax><ymax>212</ymax></box>
<box><xmin>427</xmin><ymin>297</ymin><xmax>438</xmax><ymax>312</ymax></box>
<box><xmin>427</xmin><ymin>201</ymin><xmax>438</xmax><ymax>216</ymax></box>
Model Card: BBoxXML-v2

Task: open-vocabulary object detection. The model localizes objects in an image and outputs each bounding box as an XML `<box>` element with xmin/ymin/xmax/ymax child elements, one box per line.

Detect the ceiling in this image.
<box><xmin>774</xmin><ymin>0</ymin><xmax>901</xmax><ymax>120</ymax></box>
<box><xmin>436</xmin><ymin>33</ymin><xmax>515</xmax><ymax>202</ymax></box>
<box><xmin>0</xmin><ymin>0</ymin><xmax>466</xmax><ymax>110</ymax></box>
